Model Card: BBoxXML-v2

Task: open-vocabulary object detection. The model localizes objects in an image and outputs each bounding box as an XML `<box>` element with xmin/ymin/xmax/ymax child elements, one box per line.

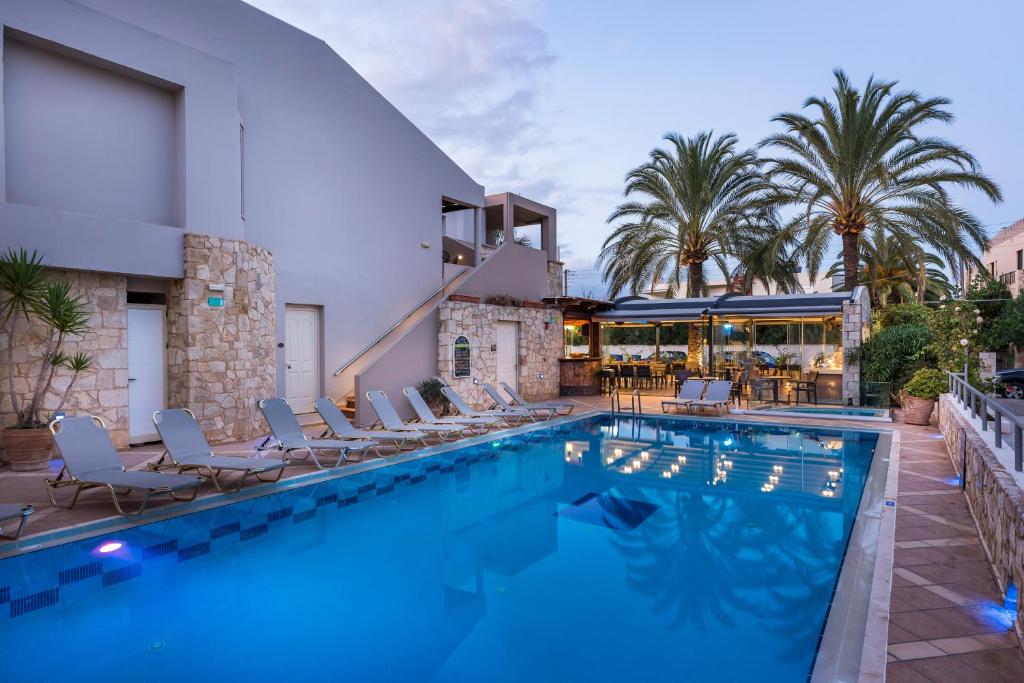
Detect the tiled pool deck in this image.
<box><xmin>1</xmin><ymin>396</ymin><xmax>1022</xmax><ymax>680</ymax></box>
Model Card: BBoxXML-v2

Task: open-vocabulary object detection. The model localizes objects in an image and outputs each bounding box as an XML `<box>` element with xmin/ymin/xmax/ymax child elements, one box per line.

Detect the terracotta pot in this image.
<box><xmin>902</xmin><ymin>396</ymin><xmax>935</xmax><ymax>426</ymax></box>
<box><xmin>2</xmin><ymin>427</ymin><xmax>54</xmax><ymax>472</ymax></box>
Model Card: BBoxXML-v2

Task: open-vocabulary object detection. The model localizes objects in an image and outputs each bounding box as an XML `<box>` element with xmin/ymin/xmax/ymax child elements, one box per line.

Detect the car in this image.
<box><xmin>644</xmin><ymin>351</ymin><xmax>687</xmax><ymax>361</ymax></box>
<box><xmin>995</xmin><ymin>369</ymin><xmax>1024</xmax><ymax>400</ymax></box>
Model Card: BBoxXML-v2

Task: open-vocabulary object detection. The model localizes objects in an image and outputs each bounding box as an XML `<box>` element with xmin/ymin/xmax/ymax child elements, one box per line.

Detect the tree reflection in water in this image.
<box><xmin>606</xmin><ymin>486</ymin><xmax>845</xmax><ymax>658</ymax></box>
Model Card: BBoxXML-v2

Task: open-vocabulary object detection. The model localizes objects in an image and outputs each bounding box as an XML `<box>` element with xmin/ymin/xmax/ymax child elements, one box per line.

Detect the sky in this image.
<box><xmin>247</xmin><ymin>0</ymin><xmax>1023</xmax><ymax>297</ymax></box>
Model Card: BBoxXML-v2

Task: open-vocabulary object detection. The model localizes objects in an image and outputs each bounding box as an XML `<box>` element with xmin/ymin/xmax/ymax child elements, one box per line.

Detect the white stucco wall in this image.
<box><xmin>0</xmin><ymin>0</ymin><xmax>487</xmax><ymax>403</ymax></box>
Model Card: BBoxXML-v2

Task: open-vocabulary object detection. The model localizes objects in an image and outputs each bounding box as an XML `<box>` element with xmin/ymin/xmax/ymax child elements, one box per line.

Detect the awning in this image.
<box><xmin>591</xmin><ymin>291</ymin><xmax>856</xmax><ymax>323</ymax></box>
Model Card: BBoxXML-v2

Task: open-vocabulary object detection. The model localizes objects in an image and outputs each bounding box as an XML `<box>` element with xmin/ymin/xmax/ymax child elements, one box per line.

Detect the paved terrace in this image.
<box><xmin>0</xmin><ymin>393</ymin><xmax>1022</xmax><ymax>680</ymax></box>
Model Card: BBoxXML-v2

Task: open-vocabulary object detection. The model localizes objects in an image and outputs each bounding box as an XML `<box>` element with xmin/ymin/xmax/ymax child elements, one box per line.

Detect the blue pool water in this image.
<box><xmin>781</xmin><ymin>407</ymin><xmax>889</xmax><ymax>417</ymax></box>
<box><xmin>0</xmin><ymin>414</ymin><xmax>878</xmax><ymax>682</ymax></box>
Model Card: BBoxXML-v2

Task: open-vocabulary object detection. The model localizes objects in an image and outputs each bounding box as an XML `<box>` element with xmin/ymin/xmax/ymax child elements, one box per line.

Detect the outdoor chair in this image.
<box><xmin>483</xmin><ymin>384</ymin><xmax>553</xmax><ymax>420</ymax></box>
<box><xmin>403</xmin><ymin>387</ymin><xmax>496</xmax><ymax>433</ymax></box>
<box><xmin>152</xmin><ymin>408</ymin><xmax>287</xmax><ymax>491</ymax></box>
<box><xmin>500</xmin><ymin>381</ymin><xmax>575</xmax><ymax>416</ymax></box>
<box><xmin>47</xmin><ymin>416</ymin><xmax>203</xmax><ymax>516</ymax></box>
<box><xmin>0</xmin><ymin>504</ymin><xmax>33</xmax><ymax>540</ymax></box>
<box><xmin>258</xmin><ymin>398</ymin><xmax>378</xmax><ymax>468</ymax></box>
<box><xmin>442</xmin><ymin>386</ymin><xmax>531</xmax><ymax>425</ymax></box>
<box><xmin>689</xmin><ymin>380</ymin><xmax>734</xmax><ymax>416</ymax></box>
<box><xmin>635</xmin><ymin>364</ymin><xmax>652</xmax><ymax>390</ymax></box>
<box><xmin>661</xmin><ymin>379</ymin><xmax>706</xmax><ymax>413</ymax></box>
<box><xmin>314</xmin><ymin>397</ymin><xmax>428</xmax><ymax>451</ymax></box>
<box><xmin>366</xmin><ymin>390</ymin><xmax>467</xmax><ymax>443</ymax></box>
<box><xmin>793</xmin><ymin>372</ymin><xmax>819</xmax><ymax>405</ymax></box>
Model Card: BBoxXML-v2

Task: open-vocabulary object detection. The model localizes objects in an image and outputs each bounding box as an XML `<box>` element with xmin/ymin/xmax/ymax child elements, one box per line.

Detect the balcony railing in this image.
<box><xmin>998</xmin><ymin>270</ymin><xmax>1016</xmax><ymax>285</ymax></box>
<box><xmin>947</xmin><ymin>371</ymin><xmax>1023</xmax><ymax>471</ymax></box>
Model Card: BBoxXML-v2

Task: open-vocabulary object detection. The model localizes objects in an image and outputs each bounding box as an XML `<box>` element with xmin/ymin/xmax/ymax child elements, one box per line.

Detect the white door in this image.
<box><xmin>285</xmin><ymin>305</ymin><xmax>320</xmax><ymax>413</ymax></box>
<box><xmin>127</xmin><ymin>305</ymin><xmax>166</xmax><ymax>444</ymax></box>
<box><xmin>496</xmin><ymin>321</ymin><xmax>519</xmax><ymax>393</ymax></box>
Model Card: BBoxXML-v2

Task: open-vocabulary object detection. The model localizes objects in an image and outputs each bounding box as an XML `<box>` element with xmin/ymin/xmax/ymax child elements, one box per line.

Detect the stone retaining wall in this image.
<box><xmin>438</xmin><ymin>300</ymin><xmax>561</xmax><ymax>408</ymax></box>
<box><xmin>0</xmin><ymin>270</ymin><xmax>129</xmax><ymax>447</ymax></box>
<box><xmin>938</xmin><ymin>394</ymin><xmax>1024</xmax><ymax>645</ymax></box>
<box><xmin>166</xmin><ymin>234</ymin><xmax>276</xmax><ymax>443</ymax></box>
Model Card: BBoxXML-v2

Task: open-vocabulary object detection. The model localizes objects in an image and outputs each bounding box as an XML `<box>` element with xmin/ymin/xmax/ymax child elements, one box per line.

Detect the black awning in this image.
<box><xmin>591</xmin><ymin>291</ymin><xmax>854</xmax><ymax>323</ymax></box>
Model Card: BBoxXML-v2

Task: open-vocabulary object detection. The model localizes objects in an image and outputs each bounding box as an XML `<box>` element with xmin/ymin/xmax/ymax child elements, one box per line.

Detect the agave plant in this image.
<box><xmin>0</xmin><ymin>249</ymin><xmax>95</xmax><ymax>429</ymax></box>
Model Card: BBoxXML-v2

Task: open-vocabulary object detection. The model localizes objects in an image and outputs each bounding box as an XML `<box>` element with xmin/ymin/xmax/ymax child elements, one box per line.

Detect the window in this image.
<box><xmin>989</xmin><ymin>262</ymin><xmax>996</xmax><ymax>276</ymax></box>
<box><xmin>1017</xmin><ymin>249</ymin><xmax>1022</xmax><ymax>271</ymax></box>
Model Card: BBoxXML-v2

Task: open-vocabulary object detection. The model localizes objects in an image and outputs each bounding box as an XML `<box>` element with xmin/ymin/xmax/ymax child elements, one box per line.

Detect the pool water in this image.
<box><xmin>784</xmin><ymin>407</ymin><xmax>888</xmax><ymax>417</ymax></box>
<box><xmin>0</xmin><ymin>414</ymin><xmax>878</xmax><ymax>682</ymax></box>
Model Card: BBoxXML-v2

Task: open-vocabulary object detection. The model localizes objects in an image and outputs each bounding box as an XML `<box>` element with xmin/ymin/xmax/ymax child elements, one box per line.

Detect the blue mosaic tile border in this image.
<box><xmin>0</xmin><ymin>432</ymin><xmax>555</xmax><ymax>619</ymax></box>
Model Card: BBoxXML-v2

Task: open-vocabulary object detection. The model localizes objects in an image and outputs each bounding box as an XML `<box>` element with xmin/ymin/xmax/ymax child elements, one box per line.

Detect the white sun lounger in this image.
<box><xmin>689</xmin><ymin>380</ymin><xmax>734</xmax><ymax>416</ymax></box>
<box><xmin>47</xmin><ymin>416</ymin><xmax>203</xmax><ymax>516</ymax></box>
<box><xmin>366</xmin><ymin>390</ymin><xmax>468</xmax><ymax>443</ymax></box>
<box><xmin>442</xmin><ymin>386</ymin><xmax>530</xmax><ymax>425</ymax></box>
<box><xmin>152</xmin><ymin>408</ymin><xmax>287</xmax><ymax>491</ymax></box>
<box><xmin>258</xmin><ymin>398</ymin><xmax>378</xmax><ymax>468</ymax></box>
<box><xmin>483</xmin><ymin>383</ymin><xmax>552</xmax><ymax>421</ymax></box>
<box><xmin>500</xmin><ymin>381</ymin><xmax>574</xmax><ymax>416</ymax></box>
<box><xmin>403</xmin><ymin>387</ymin><xmax>497</xmax><ymax>433</ymax></box>
<box><xmin>661</xmin><ymin>379</ymin><xmax>706</xmax><ymax>413</ymax></box>
<box><xmin>314</xmin><ymin>397</ymin><xmax>427</xmax><ymax>451</ymax></box>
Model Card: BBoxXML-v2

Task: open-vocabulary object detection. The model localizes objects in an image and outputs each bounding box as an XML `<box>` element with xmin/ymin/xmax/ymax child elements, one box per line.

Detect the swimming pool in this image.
<box><xmin>0</xmin><ymin>413</ymin><xmax>889</xmax><ymax>682</ymax></box>
<box><xmin>734</xmin><ymin>404</ymin><xmax>893</xmax><ymax>422</ymax></box>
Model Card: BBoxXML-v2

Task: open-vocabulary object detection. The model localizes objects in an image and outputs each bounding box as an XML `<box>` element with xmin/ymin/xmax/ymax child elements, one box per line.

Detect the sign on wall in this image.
<box><xmin>453</xmin><ymin>335</ymin><xmax>471</xmax><ymax>378</ymax></box>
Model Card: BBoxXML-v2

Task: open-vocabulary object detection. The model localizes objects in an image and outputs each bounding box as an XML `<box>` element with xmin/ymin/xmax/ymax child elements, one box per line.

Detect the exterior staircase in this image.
<box><xmin>340</xmin><ymin>394</ymin><xmax>356</xmax><ymax>419</ymax></box>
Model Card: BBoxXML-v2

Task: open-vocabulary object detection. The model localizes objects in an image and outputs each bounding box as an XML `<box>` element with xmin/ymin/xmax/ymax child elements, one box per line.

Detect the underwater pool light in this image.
<box><xmin>97</xmin><ymin>541</ymin><xmax>123</xmax><ymax>554</ymax></box>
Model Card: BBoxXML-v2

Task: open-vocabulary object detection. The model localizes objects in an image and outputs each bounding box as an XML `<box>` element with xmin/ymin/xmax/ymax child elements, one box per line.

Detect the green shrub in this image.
<box><xmin>416</xmin><ymin>378</ymin><xmax>450</xmax><ymax>414</ymax></box>
<box><xmin>903</xmin><ymin>368</ymin><xmax>948</xmax><ymax>400</ymax></box>
<box><xmin>875</xmin><ymin>302</ymin><xmax>931</xmax><ymax>330</ymax></box>
<box><xmin>855</xmin><ymin>323</ymin><xmax>935</xmax><ymax>398</ymax></box>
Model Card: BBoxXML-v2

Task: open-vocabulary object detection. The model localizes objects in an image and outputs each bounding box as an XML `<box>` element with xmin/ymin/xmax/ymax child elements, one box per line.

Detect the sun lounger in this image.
<box><xmin>661</xmin><ymin>379</ymin><xmax>706</xmax><ymax>413</ymax></box>
<box><xmin>151</xmin><ymin>408</ymin><xmax>287</xmax><ymax>491</ymax></box>
<box><xmin>403</xmin><ymin>386</ymin><xmax>497</xmax><ymax>433</ymax></box>
<box><xmin>442</xmin><ymin>386</ymin><xmax>531</xmax><ymax>425</ymax></box>
<box><xmin>258</xmin><ymin>398</ymin><xmax>378</xmax><ymax>468</ymax></box>
<box><xmin>47</xmin><ymin>416</ymin><xmax>203</xmax><ymax>516</ymax></box>
<box><xmin>314</xmin><ymin>397</ymin><xmax>427</xmax><ymax>451</ymax></box>
<box><xmin>689</xmin><ymin>380</ymin><xmax>734</xmax><ymax>415</ymax></box>
<box><xmin>483</xmin><ymin>383</ymin><xmax>553</xmax><ymax>420</ymax></box>
<box><xmin>366</xmin><ymin>390</ymin><xmax>468</xmax><ymax>443</ymax></box>
<box><xmin>499</xmin><ymin>381</ymin><xmax>574</xmax><ymax>416</ymax></box>
<box><xmin>0</xmin><ymin>504</ymin><xmax>32</xmax><ymax>540</ymax></box>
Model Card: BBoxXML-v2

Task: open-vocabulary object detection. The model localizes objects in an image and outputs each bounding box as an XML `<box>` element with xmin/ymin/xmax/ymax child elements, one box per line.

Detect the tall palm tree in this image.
<box><xmin>600</xmin><ymin>131</ymin><xmax>764</xmax><ymax>298</ymax></box>
<box><xmin>760</xmin><ymin>69</ymin><xmax>1002</xmax><ymax>290</ymax></box>
<box><xmin>600</xmin><ymin>132</ymin><xmax>764</xmax><ymax>366</ymax></box>
<box><xmin>825</xmin><ymin>228</ymin><xmax>955</xmax><ymax>306</ymax></box>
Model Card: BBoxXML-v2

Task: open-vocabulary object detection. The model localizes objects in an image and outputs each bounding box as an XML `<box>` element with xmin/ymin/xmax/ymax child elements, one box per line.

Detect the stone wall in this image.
<box><xmin>938</xmin><ymin>394</ymin><xmax>1024</xmax><ymax>648</ymax></box>
<box><xmin>547</xmin><ymin>261</ymin><xmax>564</xmax><ymax>298</ymax></box>
<box><xmin>0</xmin><ymin>270</ymin><xmax>129</xmax><ymax>447</ymax></box>
<box><xmin>841</xmin><ymin>286</ymin><xmax>871</xmax><ymax>405</ymax></box>
<box><xmin>438</xmin><ymin>300</ymin><xmax>562</xmax><ymax>408</ymax></box>
<box><xmin>167</xmin><ymin>234</ymin><xmax>276</xmax><ymax>443</ymax></box>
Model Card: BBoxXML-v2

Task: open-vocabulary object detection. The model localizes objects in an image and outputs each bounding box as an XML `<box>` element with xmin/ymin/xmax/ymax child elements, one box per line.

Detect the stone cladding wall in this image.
<box><xmin>166</xmin><ymin>234</ymin><xmax>276</xmax><ymax>443</ymax></box>
<box><xmin>938</xmin><ymin>394</ymin><xmax>1024</xmax><ymax>650</ymax></box>
<box><xmin>438</xmin><ymin>301</ymin><xmax>562</xmax><ymax>408</ymax></box>
<box><xmin>0</xmin><ymin>271</ymin><xmax>128</xmax><ymax>446</ymax></box>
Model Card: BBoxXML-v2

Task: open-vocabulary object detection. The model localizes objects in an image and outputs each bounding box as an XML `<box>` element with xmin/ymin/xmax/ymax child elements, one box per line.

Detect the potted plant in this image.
<box><xmin>901</xmin><ymin>368</ymin><xmax>947</xmax><ymax>425</ymax></box>
<box><xmin>1</xmin><ymin>249</ymin><xmax>94</xmax><ymax>471</ymax></box>
<box><xmin>416</xmin><ymin>378</ymin><xmax>450</xmax><ymax>416</ymax></box>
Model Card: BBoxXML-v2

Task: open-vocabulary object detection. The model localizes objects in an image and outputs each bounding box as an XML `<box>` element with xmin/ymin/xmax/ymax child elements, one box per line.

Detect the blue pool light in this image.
<box><xmin>97</xmin><ymin>541</ymin><xmax>122</xmax><ymax>554</ymax></box>
<box><xmin>1006</xmin><ymin>583</ymin><xmax>1019</xmax><ymax>614</ymax></box>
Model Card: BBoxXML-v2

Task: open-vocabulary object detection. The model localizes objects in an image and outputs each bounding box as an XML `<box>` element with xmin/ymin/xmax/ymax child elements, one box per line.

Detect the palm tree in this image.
<box><xmin>728</xmin><ymin>209</ymin><xmax>805</xmax><ymax>295</ymax></box>
<box><xmin>760</xmin><ymin>69</ymin><xmax>1002</xmax><ymax>290</ymax></box>
<box><xmin>600</xmin><ymin>132</ymin><xmax>764</xmax><ymax>365</ymax></box>
<box><xmin>825</xmin><ymin>228</ymin><xmax>955</xmax><ymax>306</ymax></box>
<box><xmin>599</xmin><ymin>131</ymin><xmax>764</xmax><ymax>298</ymax></box>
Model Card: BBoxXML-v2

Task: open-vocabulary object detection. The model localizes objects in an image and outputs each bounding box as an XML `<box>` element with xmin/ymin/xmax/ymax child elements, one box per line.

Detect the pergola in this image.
<box><xmin>589</xmin><ymin>290</ymin><xmax>870</xmax><ymax>403</ymax></box>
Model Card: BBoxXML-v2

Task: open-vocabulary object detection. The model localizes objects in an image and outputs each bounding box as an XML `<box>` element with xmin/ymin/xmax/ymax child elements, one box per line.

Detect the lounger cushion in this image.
<box><xmin>94</xmin><ymin>469</ymin><xmax>202</xmax><ymax>491</ymax></box>
<box><xmin>174</xmin><ymin>454</ymin><xmax>286</xmax><ymax>472</ymax></box>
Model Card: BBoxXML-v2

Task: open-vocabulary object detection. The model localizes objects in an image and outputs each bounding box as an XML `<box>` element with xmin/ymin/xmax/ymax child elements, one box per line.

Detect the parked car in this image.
<box><xmin>644</xmin><ymin>351</ymin><xmax>687</xmax><ymax>361</ymax></box>
<box><xmin>995</xmin><ymin>369</ymin><xmax>1024</xmax><ymax>399</ymax></box>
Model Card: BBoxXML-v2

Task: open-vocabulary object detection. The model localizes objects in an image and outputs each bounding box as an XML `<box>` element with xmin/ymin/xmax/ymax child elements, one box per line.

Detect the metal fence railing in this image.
<box><xmin>947</xmin><ymin>371</ymin><xmax>1023</xmax><ymax>472</ymax></box>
